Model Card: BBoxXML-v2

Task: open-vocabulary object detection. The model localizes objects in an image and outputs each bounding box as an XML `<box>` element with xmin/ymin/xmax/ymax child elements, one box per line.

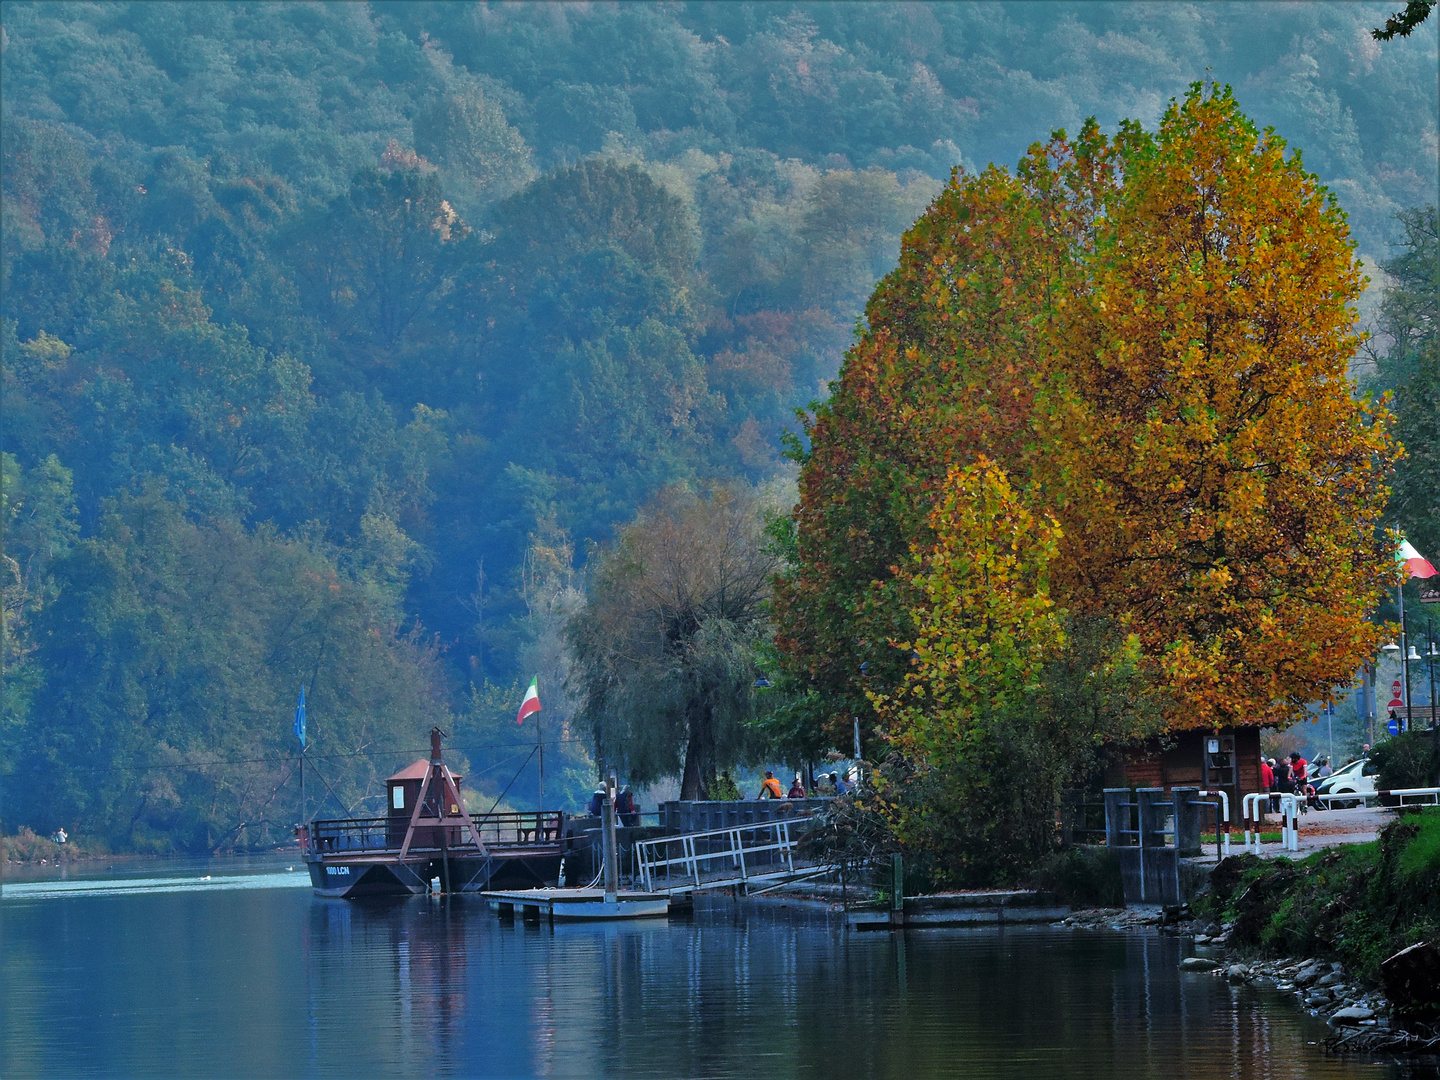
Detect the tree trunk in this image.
<box><xmin>680</xmin><ymin>702</ymin><xmax>712</xmax><ymax>801</ymax></box>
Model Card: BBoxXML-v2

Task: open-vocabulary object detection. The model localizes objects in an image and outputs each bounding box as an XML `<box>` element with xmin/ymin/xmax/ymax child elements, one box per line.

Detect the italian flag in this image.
<box><xmin>1398</xmin><ymin>539</ymin><xmax>1438</xmax><ymax>580</ymax></box>
<box><xmin>516</xmin><ymin>678</ymin><xmax>541</xmax><ymax>724</ymax></box>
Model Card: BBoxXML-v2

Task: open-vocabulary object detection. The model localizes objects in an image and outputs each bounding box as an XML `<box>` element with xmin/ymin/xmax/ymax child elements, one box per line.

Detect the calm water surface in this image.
<box><xmin>3</xmin><ymin>855</ymin><xmax>1435</xmax><ymax>1079</ymax></box>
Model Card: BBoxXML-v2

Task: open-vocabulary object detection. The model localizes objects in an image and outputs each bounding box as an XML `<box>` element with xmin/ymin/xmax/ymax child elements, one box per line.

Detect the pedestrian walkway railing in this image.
<box><xmin>1196</xmin><ymin>789</ymin><xmax>1231</xmax><ymax>857</ymax></box>
<box><xmin>1242</xmin><ymin>792</ymin><xmax>1299</xmax><ymax>853</ymax></box>
<box><xmin>633</xmin><ymin>819</ymin><xmax>798</xmax><ymax>892</ymax></box>
<box><xmin>1243</xmin><ymin>787</ymin><xmax>1440</xmax><ymax>855</ymax></box>
<box><xmin>1315</xmin><ymin>786</ymin><xmax>1440</xmax><ymax>809</ymax></box>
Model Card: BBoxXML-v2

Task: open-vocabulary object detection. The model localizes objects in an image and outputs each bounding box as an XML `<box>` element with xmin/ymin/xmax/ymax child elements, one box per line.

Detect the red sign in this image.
<box><xmin>1389</xmin><ymin>679</ymin><xmax>1405</xmax><ymax>709</ymax></box>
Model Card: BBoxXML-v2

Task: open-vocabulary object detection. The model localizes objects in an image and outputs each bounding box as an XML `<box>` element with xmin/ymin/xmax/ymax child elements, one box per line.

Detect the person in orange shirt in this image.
<box><xmin>757</xmin><ymin>771</ymin><xmax>784</xmax><ymax>799</ymax></box>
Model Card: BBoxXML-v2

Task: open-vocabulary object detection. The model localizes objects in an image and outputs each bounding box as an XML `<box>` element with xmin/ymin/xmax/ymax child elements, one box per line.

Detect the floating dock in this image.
<box><xmin>483</xmin><ymin>887</ymin><xmax>680</xmax><ymax>921</ymax></box>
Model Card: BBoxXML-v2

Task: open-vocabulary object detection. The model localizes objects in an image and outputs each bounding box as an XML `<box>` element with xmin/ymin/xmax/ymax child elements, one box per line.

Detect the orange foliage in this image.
<box><xmin>776</xmin><ymin>85</ymin><xmax>1397</xmax><ymax>747</ymax></box>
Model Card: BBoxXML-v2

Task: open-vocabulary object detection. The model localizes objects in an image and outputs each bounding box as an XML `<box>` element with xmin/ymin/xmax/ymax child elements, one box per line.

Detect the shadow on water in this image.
<box><xmin>2</xmin><ymin>859</ymin><xmax>1438</xmax><ymax>1078</ymax></box>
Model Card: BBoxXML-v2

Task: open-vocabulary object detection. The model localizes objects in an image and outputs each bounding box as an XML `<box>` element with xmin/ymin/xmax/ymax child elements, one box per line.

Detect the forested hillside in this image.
<box><xmin>1</xmin><ymin>2</ymin><xmax>1435</xmax><ymax>850</ymax></box>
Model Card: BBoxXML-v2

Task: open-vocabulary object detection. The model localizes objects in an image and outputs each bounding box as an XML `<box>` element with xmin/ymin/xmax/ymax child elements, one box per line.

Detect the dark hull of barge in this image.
<box><xmin>304</xmin><ymin>846</ymin><xmax>564</xmax><ymax>899</ymax></box>
<box><xmin>300</xmin><ymin>810</ymin><xmax>568</xmax><ymax>899</ymax></box>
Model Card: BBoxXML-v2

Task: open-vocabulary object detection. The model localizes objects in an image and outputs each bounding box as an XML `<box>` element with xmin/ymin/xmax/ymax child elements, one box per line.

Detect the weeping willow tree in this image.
<box><xmin>568</xmin><ymin>483</ymin><xmax>779</xmax><ymax>799</ymax></box>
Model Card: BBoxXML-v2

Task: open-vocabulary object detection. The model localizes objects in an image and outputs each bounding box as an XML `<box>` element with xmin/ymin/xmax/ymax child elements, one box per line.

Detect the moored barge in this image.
<box><xmin>299</xmin><ymin>728</ymin><xmax>567</xmax><ymax>898</ymax></box>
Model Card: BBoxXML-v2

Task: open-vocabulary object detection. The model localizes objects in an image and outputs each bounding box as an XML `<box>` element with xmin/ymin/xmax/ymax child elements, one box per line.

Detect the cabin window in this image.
<box><xmin>392</xmin><ymin>786</ymin><xmax>405</xmax><ymax>810</ymax></box>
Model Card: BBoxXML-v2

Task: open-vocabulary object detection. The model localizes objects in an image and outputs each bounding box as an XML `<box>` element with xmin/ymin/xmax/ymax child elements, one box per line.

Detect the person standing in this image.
<box><xmin>1270</xmin><ymin>757</ymin><xmax>1292</xmax><ymax>813</ymax></box>
<box><xmin>616</xmin><ymin>786</ymin><xmax>639</xmax><ymax>827</ymax></box>
<box><xmin>1259</xmin><ymin>756</ymin><xmax>1274</xmax><ymax>823</ymax></box>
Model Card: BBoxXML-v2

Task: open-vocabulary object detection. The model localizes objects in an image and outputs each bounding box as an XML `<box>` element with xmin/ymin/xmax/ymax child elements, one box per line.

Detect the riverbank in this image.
<box><xmin>1</xmin><ymin>827</ymin><xmax>109</xmax><ymax>865</ymax></box>
<box><xmin>1183</xmin><ymin>807</ymin><xmax>1440</xmax><ymax>1053</ymax></box>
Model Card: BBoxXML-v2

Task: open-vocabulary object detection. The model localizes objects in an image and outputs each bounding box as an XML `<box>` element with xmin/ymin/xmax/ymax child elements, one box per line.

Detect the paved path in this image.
<box><xmin>1183</xmin><ymin>807</ymin><xmax>1395</xmax><ymax>866</ymax></box>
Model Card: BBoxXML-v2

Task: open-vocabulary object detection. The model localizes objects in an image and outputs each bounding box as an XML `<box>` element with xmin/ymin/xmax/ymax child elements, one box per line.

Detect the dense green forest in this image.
<box><xmin>1</xmin><ymin>1</ymin><xmax>1435</xmax><ymax>851</ymax></box>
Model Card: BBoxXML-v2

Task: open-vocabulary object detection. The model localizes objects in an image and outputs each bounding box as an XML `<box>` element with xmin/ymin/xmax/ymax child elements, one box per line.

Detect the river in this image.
<box><xmin>2</xmin><ymin>854</ymin><xmax>1435</xmax><ymax>1078</ymax></box>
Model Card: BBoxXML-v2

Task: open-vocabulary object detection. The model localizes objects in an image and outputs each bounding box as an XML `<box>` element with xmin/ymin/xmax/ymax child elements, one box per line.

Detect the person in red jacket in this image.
<box><xmin>1290</xmin><ymin>752</ymin><xmax>1308</xmax><ymax>786</ymax></box>
<box><xmin>1259</xmin><ymin>756</ymin><xmax>1275</xmax><ymax>822</ymax></box>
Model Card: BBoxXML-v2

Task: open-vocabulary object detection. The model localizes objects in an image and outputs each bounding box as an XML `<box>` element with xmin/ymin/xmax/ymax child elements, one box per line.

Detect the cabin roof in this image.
<box><xmin>387</xmin><ymin>759</ymin><xmax>462</xmax><ymax>783</ymax></box>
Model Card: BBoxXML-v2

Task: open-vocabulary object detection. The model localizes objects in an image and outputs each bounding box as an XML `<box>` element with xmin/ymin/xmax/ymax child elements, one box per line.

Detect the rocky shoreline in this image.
<box><xmin>1059</xmin><ymin>906</ymin><xmax>1439</xmax><ymax>1057</ymax></box>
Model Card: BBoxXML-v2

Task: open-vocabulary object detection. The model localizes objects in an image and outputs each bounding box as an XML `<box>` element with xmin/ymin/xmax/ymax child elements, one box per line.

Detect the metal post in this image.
<box><xmin>1402</xmin><ymin>590</ymin><xmax>1412</xmax><ymax>732</ymax></box>
<box><xmin>602</xmin><ymin>770</ymin><xmax>619</xmax><ymax>901</ymax></box>
<box><xmin>891</xmin><ymin>852</ymin><xmax>904</xmax><ymax>914</ymax></box>
<box><xmin>1422</xmin><ymin>624</ymin><xmax>1434</xmax><ymax>777</ymax></box>
<box><xmin>1365</xmin><ymin>663</ymin><xmax>1377</xmax><ymax>746</ymax></box>
<box><xmin>440</xmin><ymin>815</ymin><xmax>451</xmax><ymax>895</ymax></box>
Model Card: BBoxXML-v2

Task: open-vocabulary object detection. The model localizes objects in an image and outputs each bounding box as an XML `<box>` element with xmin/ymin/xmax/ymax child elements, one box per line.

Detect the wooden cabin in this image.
<box><xmin>386</xmin><ymin>759</ymin><xmax>465</xmax><ymax>848</ymax></box>
<box><xmin>1104</xmin><ymin>726</ymin><xmax>1264</xmax><ymax>824</ymax></box>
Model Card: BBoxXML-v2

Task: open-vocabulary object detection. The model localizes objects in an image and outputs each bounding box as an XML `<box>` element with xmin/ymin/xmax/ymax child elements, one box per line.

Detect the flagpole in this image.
<box><xmin>1402</xmin><ymin>585</ymin><xmax>1412</xmax><ymax>732</ymax></box>
<box><xmin>300</xmin><ymin>750</ymin><xmax>306</xmax><ymax>826</ymax></box>
<box><xmin>537</xmin><ymin>713</ymin><xmax>544</xmax><ymax>817</ymax></box>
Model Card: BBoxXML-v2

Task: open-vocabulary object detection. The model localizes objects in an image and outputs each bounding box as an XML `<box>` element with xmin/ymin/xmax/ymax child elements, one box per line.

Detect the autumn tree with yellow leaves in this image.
<box><xmin>776</xmin><ymin>85</ymin><xmax>1397</xmax><ymax>811</ymax></box>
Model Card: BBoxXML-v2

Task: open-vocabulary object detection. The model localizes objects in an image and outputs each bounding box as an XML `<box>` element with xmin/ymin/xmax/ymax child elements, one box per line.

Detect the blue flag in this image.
<box><xmin>294</xmin><ymin>685</ymin><xmax>307</xmax><ymax>750</ymax></box>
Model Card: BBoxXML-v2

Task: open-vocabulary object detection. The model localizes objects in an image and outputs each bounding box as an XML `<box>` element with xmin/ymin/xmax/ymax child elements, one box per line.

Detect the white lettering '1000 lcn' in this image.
<box><xmin>325</xmin><ymin>866</ymin><xmax>351</xmax><ymax>876</ymax></box>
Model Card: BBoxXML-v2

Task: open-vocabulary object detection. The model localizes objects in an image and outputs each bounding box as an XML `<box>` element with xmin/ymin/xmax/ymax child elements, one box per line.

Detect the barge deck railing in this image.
<box><xmin>305</xmin><ymin>810</ymin><xmax>566</xmax><ymax>855</ymax></box>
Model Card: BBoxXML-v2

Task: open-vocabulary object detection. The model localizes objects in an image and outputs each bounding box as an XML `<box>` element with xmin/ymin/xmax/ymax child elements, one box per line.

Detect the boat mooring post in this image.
<box><xmin>889</xmin><ymin>852</ymin><xmax>904</xmax><ymax>927</ymax></box>
<box><xmin>603</xmin><ymin>769</ymin><xmax>620</xmax><ymax>902</ymax></box>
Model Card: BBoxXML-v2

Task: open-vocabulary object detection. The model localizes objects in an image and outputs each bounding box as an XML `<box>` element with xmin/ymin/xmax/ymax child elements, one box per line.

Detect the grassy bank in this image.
<box><xmin>1198</xmin><ymin>809</ymin><xmax>1440</xmax><ymax>983</ymax></box>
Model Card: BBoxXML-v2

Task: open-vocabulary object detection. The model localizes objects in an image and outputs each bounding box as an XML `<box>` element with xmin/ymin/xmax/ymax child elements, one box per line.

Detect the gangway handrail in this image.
<box><xmin>633</xmin><ymin>820</ymin><xmax>798</xmax><ymax>892</ymax></box>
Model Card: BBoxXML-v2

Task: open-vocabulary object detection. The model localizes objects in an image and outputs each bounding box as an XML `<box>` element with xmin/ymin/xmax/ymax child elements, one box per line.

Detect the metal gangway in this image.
<box><xmin>633</xmin><ymin>819</ymin><xmax>823</xmax><ymax>895</ymax></box>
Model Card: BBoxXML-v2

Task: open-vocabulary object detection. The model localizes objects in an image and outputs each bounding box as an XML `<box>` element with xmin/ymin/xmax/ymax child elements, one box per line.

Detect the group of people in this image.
<box><xmin>755</xmin><ymin>770</ymin><xmax>852</xmax><ymax>799</ymax></box>
<box><xmin>586</xmin><ymin>768</ymin><xmax>856</xmax><ymax>820</ymax></box>
<box><xmin>587</xmin><ymin>785</ymin><xmax>640</xmax><ymax>826</ymax></box>
<box><xmin>1260</xmin><ymin>751</ymin><xmax>1336</xmax><ymax>811</ymax></box>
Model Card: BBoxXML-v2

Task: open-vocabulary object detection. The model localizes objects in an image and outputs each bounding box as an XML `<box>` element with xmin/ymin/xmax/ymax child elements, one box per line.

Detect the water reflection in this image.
<box><xmin>2</xmin><ymin>867</ymin><xmax>1435</xmax><ymax>1079</ymax></box>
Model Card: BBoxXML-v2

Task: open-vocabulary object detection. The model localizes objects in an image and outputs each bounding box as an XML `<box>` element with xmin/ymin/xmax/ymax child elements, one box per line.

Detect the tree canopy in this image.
<box><xmin>568</xmin><ymin>484</ymin><xmax>779</xmax><ymax>799</ymax></box>
<box><xmin>777</xmin><ymin>86</ymin><xmax>1399</xmax><ymax>756</ymax></box>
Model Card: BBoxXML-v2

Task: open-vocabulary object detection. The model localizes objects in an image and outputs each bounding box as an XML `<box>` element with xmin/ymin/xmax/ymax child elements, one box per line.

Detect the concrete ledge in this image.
<box><xmin>846</xmin><ymin>890</ymin><xmax>1069</xmax><ymax>930</ymax></box>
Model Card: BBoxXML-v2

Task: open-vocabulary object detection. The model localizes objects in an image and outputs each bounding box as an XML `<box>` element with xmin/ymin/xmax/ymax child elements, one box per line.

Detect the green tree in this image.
<box><xmin>569</xmin><ymin>484</ymin><xmax>777</xmax><ymax>798</ymax></box>
<box><xmin>1371</xmin><ymin>207</ymin><xmax>1440</xmax><ymax>558</ymax></box>
<box><xmin>7</xmin><ymin>487</ymin><xmax>448</xmax><ymax>852</ymax></box>
<box><xmin>413</xmin><ymin>84</ymin><xmax>536</xmax><ymax>219</ymax></box>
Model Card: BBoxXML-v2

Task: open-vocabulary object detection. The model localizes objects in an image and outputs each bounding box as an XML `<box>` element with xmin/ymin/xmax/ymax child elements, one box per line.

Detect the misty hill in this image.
<box><xmin>1</xmin><ymin>2</ymin><xmax>1435</xmax><ymax>850</ymax></box>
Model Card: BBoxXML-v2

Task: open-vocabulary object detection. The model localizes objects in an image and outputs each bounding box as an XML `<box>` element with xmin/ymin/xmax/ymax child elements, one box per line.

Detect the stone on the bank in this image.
<box><xmin>1293</xmin><ymin>963</ymin><xmax>1323</xmax><ymax>988</ymax></box>
<box><xmin>1315</xmin><ymin>971</ymin><xmax>1343</xmax><ymax>988</ymax></box>
<box><xmin>1328</xmin><ymin>1007</ymin><xmax>1375</xmax><ymax>1026</ymax></box>
<box><xmin>1180</xmin><ymin>957</ymin><xmax>1220</xmax><ymax>971</ymax></box>
<box><xmin>1225</xmin><ymin>965</ymin><xmax>1248</xmax><ymax>982</ymax></box>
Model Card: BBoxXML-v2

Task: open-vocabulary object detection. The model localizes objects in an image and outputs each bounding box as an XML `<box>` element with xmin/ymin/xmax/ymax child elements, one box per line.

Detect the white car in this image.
<box><xmin>1314</xmin><ymin>757</ymin><xmax>1377</xmax><ymax>807</ymax></box>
